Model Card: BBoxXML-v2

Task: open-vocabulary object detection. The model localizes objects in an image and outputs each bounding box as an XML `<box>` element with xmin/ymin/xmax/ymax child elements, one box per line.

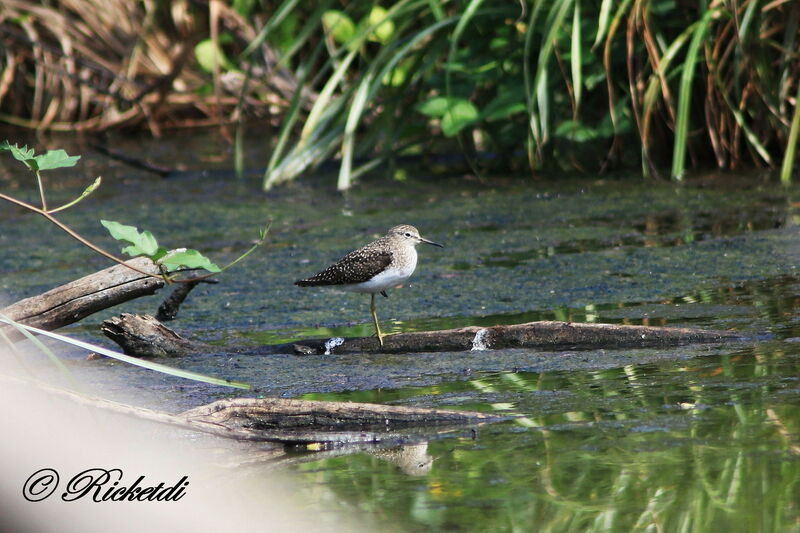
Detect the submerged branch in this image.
<box><xmin>2</xmin><ymin>375</ymin><xmax>501</xmax><ymax>445</ymax></box>
<box><xmin>258</xmin><ymin>320</ymin><xmax>748</xmax><ymax>355</ymax></box>
<box><xmin>100</xmin><ymin>313</ymin><xmax>749</xmax><ymax>357</ymax></box>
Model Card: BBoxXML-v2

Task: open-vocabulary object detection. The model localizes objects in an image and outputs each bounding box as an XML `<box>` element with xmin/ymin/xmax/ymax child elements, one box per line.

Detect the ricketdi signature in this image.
<box><xmin>23</xmin><ymin>468</ymin><xmax>189</xmax><ymax>502</ymax></box>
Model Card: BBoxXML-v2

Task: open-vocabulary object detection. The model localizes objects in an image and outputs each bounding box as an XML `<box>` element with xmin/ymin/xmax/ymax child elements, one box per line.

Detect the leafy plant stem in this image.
<box><xmin>35</xmin><ymin>170</ymin><xmax>47</xmax><ymax>211</ymax></box>
<box><xmin>1</xmin><ymin>186</ymin><xmax>266</xmax><ymax>283</ymax></box>
<box><xmin>47</xmin><ymin>177</ymin><xmax>102</xmax><ymax>214</ymax></box>
<box><xmin>214</xmin><ymin>223</ymin><xmax>271</xmax><ymax>275</ymax></box>
<box><xmin>0</xmin><ymin>191</ymin><xmax>193</xmax><ymax>282</ymax></box>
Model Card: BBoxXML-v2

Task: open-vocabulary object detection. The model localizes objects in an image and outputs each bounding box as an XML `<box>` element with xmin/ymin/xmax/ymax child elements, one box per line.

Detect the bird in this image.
<box><xmin>295</xmin><ymin>224</ymin><xmax>443</xmax><ymax>347</ymax></box>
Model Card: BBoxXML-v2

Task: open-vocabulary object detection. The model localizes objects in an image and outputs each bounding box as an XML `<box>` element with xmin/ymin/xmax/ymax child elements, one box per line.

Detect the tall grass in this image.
<box><xmin>253</xmin><ymin>0</ymin><xmax>799</xmax><ymax>187</ymax></box>
<box><xmin>1</xmin><ymin>1</ymin><xmax>798</xmax><ymax>185</ymax></box>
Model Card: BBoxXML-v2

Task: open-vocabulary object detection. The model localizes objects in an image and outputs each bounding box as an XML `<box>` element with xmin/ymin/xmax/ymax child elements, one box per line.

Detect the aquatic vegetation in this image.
<box><xmin>1</xmin><ymin>1</ymin><xmax>797</xmax><ymax>184</ymax></box>
<box><xmin>259</xmin><ymin>0</ymin><xmax>799</xmax><ymax>185</ymax></box>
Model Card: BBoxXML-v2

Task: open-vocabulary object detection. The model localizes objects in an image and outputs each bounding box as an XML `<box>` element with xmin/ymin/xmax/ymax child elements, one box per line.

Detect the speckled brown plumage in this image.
<box><xmin>295</xmin><ymin>224</ymin><xmax>443</xmax><ymax>347</ymax></box>
<box><xmin>295</xmin><ymin>225</ymin><xmax>429</xmax><ymax>288</ymax></box>
<box><xmin>294</xmin><ymin>244</ymin><xmax>393</xmax><ymax>286</ymax></box>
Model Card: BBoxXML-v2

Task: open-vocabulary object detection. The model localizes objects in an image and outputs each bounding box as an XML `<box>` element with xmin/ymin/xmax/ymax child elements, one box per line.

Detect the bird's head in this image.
<box><xmin>388</xmin><ymin>224</ymin><xmax>444</xmax><ymax>248</ymax></box>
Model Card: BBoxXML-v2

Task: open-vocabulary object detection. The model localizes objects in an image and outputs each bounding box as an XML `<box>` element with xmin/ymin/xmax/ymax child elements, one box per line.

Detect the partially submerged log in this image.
<box><xmin>101</xmin><ymin>313</ymin><xmax>212</xmax><ymax>357</ymax></box>
<box><xmin>100</xmin><ymin>313</ymin><xmax>747</xmax><ymax>357</ymax></box>
<box><xmin>278</xmin><ymin>320</ymin><xmax>748</xmax><ymax>355</ymax></box>
<box><xmin>5</xmin><ymin>375</ymin><xmax>501</xmax><ymax>445</ymax></box>
<box><xmin>1</xmin><ymin>257</ymin><xmax>163</xmax><ymax>333</ymax></box>
<box><xmin>181</xmin><ymin>397</ymin><xmax>501</xmax><ymax>444</ymax></box>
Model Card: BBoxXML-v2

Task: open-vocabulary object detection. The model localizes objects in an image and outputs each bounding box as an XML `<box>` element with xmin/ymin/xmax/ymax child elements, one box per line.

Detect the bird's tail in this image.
<box><xmin>294</xmin><ymin>278</ymin><xmax>325</xmax><ymax>287</ymax></box>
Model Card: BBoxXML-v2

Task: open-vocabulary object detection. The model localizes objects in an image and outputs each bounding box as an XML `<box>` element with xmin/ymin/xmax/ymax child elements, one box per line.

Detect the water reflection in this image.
<box><xmin>367</xmin><ymin>443</ymin><xmax>435</xmax><ymax>477</ymax></box>
<box><xmin>292</xmin><ymin>343</ymin><xmax>800</xmax><ymax>531</ymax></box>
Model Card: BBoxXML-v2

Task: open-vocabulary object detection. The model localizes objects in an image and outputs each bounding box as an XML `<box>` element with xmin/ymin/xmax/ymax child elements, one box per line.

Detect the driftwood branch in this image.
<box><xmin>4</xmin><ymin>375</ymin><xmax>500</xmax><ymax>445</ymax></box>
<box><xmin>278</xmin><ymin>320</ymin><xmax>746</xmax><ymax>355</ymax></box>
<box><xmin>156</xmin><ymin>280</ymin><xmax>203</xmax><ymax>321</ymax></box>
<box><xmin>180</xmin><ymin>397</ymin><xmax>500</xmax><ymax>444</ymax></box>
<box><xmin>1</xmin><ymin>257</ymin><xmax>163</xmax><ymax>334</ymax></box>
<box><xmin>100</xmin><ymin>313</ymin><xmax>746</xmax><ymax>358</ymax></box>
<box><xmin>101</xmin><ymin>313</ymin><xmax>212</xmax><ymax>357</ymax></box>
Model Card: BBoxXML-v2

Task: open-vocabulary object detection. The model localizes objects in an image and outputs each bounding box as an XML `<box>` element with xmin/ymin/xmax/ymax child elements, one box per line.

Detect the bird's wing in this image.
<box><xmin>295</xmin><ymin>249</ymin><xmax>393</xmax><ymax>286</ymax></box>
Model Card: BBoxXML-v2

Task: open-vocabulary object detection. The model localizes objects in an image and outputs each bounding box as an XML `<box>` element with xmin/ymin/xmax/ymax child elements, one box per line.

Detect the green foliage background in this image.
<box><xmin>246</xmin><ymin>0</ymin><xmax>799</xmax><ymax>187</ymax></box>
<box><xmin>1</xmin><ymin>0</ymin><xmax>798</xmax><ymax>186</ymax></box>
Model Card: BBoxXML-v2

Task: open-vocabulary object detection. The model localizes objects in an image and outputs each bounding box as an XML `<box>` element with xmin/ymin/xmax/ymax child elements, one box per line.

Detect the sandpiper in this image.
<box><xmin>295</xmin><ymin>224</ymin><xmax>443</xmax><ymax>347</ymax></box>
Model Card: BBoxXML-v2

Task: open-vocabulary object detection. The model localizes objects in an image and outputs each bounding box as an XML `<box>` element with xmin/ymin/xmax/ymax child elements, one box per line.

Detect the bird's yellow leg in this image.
<box><xmin>370</xmin><ymin>293</ymin><xmax>384</xmax><ymax>347</ymax></box>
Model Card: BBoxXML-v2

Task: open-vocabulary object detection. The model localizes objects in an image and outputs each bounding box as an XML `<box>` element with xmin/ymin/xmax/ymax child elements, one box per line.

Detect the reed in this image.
<box><xmin>1</xmin><ymin>1</ymin><xmax>797</xmax><ymax>185</ymax></box>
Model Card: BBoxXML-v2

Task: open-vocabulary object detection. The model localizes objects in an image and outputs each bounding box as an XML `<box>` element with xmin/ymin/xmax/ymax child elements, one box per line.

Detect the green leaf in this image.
<box><xmin>781</xmin><ymin>82</ymin><xmax>800</xmax><ymax>184</ymax></box>
<box><xmin>151</xmin><ymin>247</ymin><xmax>168</xmax><ymax>262</ymax></box>
<box><xmin>1</xmin><ymin>141</ymin><xmax>36</xmax><ymax>170</ymax></box>
<box><xmin>554</xmin><ymin>120</ymin><xmax>608</xmax><ymax>142</ymax></box>
<box><xmin>322</xmin><ymin>10</ymin><xmax>356</xmax><ymax>45</ymax></box>
<box><xmin>1</xmin><ymin>142</ymin><xmax>80</xmax><ymax>171</ymax></box>
<box><xmin>34</xmin><ymin>149</ymin><xmax>80</xmax><ymax>171</ymax></box>
<box><xmin>232</xmin><ymin>0</ymin><xmax>256</xmax><ymax>17</ymax></box>
<box><xmin>481</xmin><ymin>89</ymin><xmax>527</xmax><ymax>121</ymax></box>
<box><xmin>594</xmin><ymin>0</ymin><xmax>613</xmax><ymax>48</ymax></box>
<box><xmin>101</xmin><ymin>220</ymin><xmax>160</xmax><ymax>257</ymax></box>
<box><xmin>366</xmin><ymin>6</ymin><xmax>394</xmax><ymax>44</ymax></box>
<box><xmin>416</xmin><ymin>96</ymin><xmax>453</xmax><ymax>117</ymax></box>
<box><xmin>416</xmin><ymin>97</ymin><xmax>479</xmax><ymax>135</ymax></box>
<box><xmin>441</xmin><ymin>99</ymin><xmax>479</xmax><ymax>136</ymax></box>
<box><xmin>194</xmin><ymin>37</ymin><xmax>238</xmax><ymax>73</ymax></box>
<box><xmin>671</xmin><ymin>10</ymin><xmax>714</xmax><ymax>181</ymax></box>
<box><xmin>382</xmin><ymin>58</ymin><xmax>411</xmax><ymax>87</ymax></box>
<box><xmin>570</xmin><ymin>0</ymin><xmax>582</xmax><ymax>109</ymax></box>
<box><xmin>158</xmin><ymin>248</ymin><xmax>221</xmax><ymax>273</ymax></box>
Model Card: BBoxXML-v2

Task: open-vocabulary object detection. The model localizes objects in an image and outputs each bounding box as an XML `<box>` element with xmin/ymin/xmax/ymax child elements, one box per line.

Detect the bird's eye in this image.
<box><xmin>404</xmin><ymin>232</ymin><xmax>411</xmax><ymax>237</ymax></box>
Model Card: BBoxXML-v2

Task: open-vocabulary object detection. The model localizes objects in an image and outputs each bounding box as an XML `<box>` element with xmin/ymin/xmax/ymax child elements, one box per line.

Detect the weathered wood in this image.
<box><xmin>101</xmin><ymin>313</ymin><xmax>212</xmax><ymax>357</ymax></box>
<box><xmin>179</xmin><ymin>397</ymin><xmax>501</xmax><ymax>444</ymax></box>
<box><xmin>1</xmin><ymin>257</ymin><xmax>164</xmax><ymax>333</ymax></box>
<box><xmin>100</xmin><ymin>312</ymin><xmax>746</xmax><ymax>357</ymax></box>
<box><xmin>182</xmin><ymin>397</ymin><xmax>499</xmax><ymax>432</ymax></box>
<box><xmin>277</xmin><ymin>320</ymin><xmax>747</xmax><ymax>355</ymax></box>
<box><xmin>3</xmin><ymin>375</ymin><xmax>500</xmax><ymax>445</ymax></box>
<box><xmin>156</xmin><ymin>280</ymin><xmax>203</xmax><ymax>321</ymax></box>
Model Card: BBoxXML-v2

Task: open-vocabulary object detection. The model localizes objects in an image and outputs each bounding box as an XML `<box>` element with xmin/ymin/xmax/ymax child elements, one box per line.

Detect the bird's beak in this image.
<box><xmin>419</xmin><ymin>236</ymin><xmax>444</xmax><ymax>248</ymax></box>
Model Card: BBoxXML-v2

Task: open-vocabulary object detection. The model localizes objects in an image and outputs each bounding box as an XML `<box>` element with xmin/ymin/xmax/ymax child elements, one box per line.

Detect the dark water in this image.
<box><xmin>2</xmin><ymin>132</ymin><xmax>800</xmax><ymax>531</ymax></box>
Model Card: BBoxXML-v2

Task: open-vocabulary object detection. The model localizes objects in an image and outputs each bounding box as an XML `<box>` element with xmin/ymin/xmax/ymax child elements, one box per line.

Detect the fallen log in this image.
<box><xmin>278</xmin><ymin>320</ymin><xmax>748</xmax><ymax>355</ymax></box>
<box><xmin>1</xmin><ymin>257</ymin><xmax>164</xmax><ymax>333</ymax></box>
<box><xmin>3</xmin><ymin>375</ymin><xmax>501</xmax><ymax>445</ymax></box>
<box><xmin>100</xmin><ymin>313</ymin><xmax>747</xmax><ymax>357</ymax></box>
<box><xmin>180</xmin><ymin>397</ymin><xmax>501</xmax><ymax>444</ymax></box>
<box><xmin>101</xmin><ymin>313</ymin><xmax>212</xmax><ymax>357</ymax></box>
